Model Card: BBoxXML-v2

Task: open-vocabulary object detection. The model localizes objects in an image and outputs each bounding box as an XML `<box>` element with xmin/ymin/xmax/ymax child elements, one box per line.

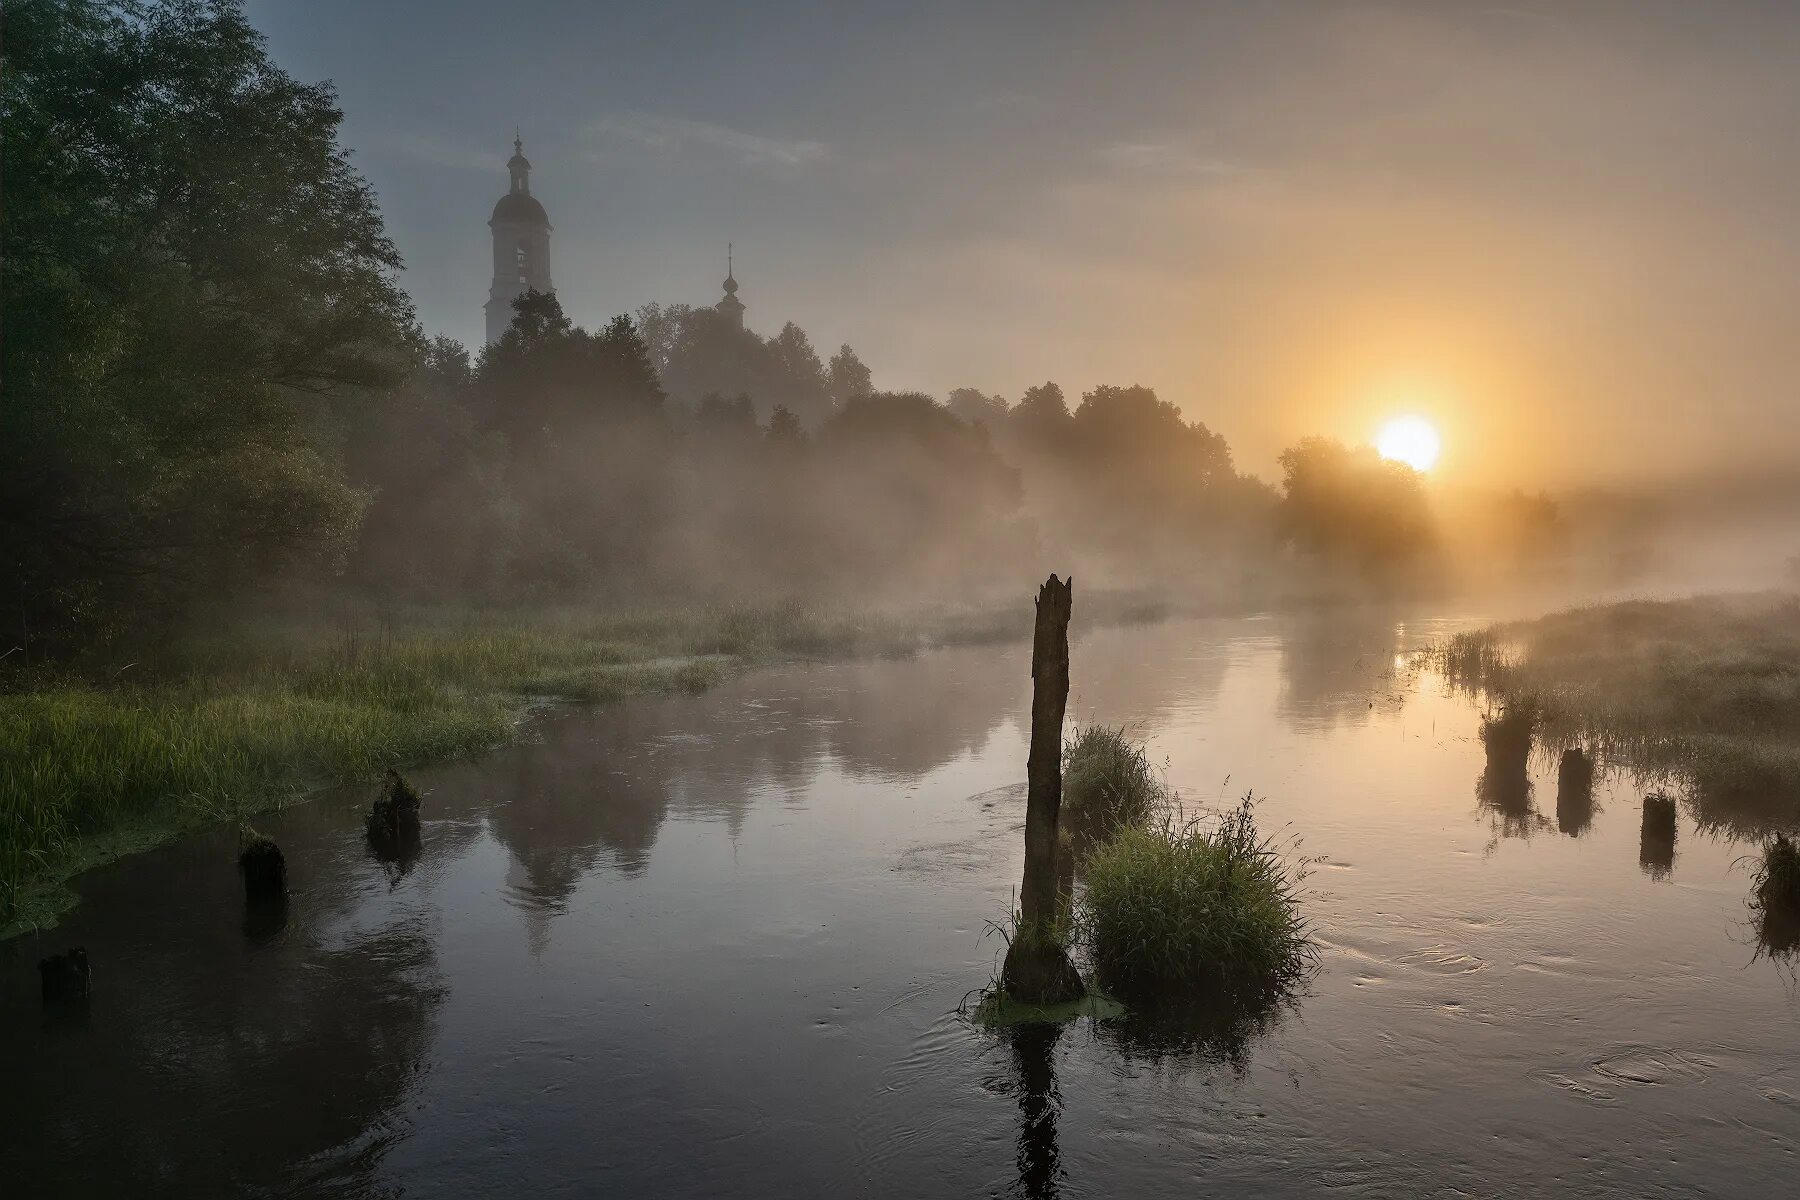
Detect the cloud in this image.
<box><xmin>369</xmin><ymin>132</ymin><xmax>508</xmax><ymax>173</ymax></box>
<box><xmin>1097</xmin><ymin>141</ymin><xmax>1253</xmax><ymax>181</ymax></box>
<box><xmin>589</xmin><ymin>112</ymin><xmax>829</xmax><ymax>167</ymax></box>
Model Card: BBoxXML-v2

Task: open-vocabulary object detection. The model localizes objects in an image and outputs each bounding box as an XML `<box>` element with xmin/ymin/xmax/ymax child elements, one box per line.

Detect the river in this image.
<box><xmin>5</xmin><ymin>608</ymin><xmax>1797</xmax><ymax>1196</ymax></box>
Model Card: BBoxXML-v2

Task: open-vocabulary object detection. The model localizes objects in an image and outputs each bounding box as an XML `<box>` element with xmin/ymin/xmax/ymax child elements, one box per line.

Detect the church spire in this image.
<box><xmin>716</xmin><ymin>241</ymin><xmax>745</xmax><ymax>330</ymax></box>
<box><xmin>508</xmin><ymin>131</ymin><xmax>531</xmax><ymax>194</ymax></box>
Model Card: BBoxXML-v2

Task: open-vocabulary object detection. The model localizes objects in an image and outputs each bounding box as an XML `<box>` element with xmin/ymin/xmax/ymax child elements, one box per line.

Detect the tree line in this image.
<box><xmin>2</xmin><ymin>0</ymin><xmax>1563</xmax><ymax>656</ymax></box>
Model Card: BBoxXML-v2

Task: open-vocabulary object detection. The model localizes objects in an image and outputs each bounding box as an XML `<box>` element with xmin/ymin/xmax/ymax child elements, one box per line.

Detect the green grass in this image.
<box><xmin>1438</xmin><ymin>592</ymin><xmax>1800</xmax><ymax>835</ymax></box>
<box><xmin>0</xmin><ymin>599</ymin><xmax>1034</xmax><ymax>933</ymax></box>
<box><xmin>1061</xmin><ymin>724</ymin><xmax>1167</xmax><ymax>845</ymax></box>
<box><xmin>1075</xmin><ymin>796</ymin><xmax>1314</xmax><ymax>995</ymax></box>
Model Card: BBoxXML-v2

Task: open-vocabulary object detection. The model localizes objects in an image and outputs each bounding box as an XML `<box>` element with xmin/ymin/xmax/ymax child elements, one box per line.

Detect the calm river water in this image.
<box><xmin>5</xmin><ymin>610</ymin><xmax>1798</xmax><ymax>1197</ymax></box>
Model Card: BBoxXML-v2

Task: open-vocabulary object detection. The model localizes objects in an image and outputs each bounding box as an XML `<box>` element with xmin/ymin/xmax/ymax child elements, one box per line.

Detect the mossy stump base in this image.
<box><xmin>974</xmin><ymin>989</ymin><xmax>1124</xmax><ymax>1028</ymax></box>
<box><xmin>1001</xmin><ymin>937</ymin><xmax>1086</xmax><ymax>1008</ymax></box>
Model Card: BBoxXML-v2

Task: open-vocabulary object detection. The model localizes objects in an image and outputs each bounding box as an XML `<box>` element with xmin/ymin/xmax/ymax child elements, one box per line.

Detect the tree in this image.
<box><xmin>1</xmin><ymin>0</ymin><xmax>414</xmax><ymax>648</ymax></box>
<box><xmin>1276</xmin><ymin>436</ymin><xmax>1434</xmax><ymax>570</ymax></box>
<box><xmin>1006</xmin><ymin>382</ymin><xmax>1072</xmax><ymax>450</ymax></box>
<box><xmin>767</xmin><ymin>405</ymin><xmax>808</xmax><ymax>447</ymax></box>
<box><xmin>947</xmin><ymin>387</ymin><xmax>1009</xmax><ymax>429</ymax></box>
<box><xmin>827</xmin><ymin>344</ymin><xmax>874</xmax><ymax>408</ymax></box>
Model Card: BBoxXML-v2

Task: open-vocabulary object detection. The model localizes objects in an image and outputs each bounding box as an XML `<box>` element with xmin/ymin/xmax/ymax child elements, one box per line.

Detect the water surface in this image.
<box><xmin>6</xmin><ymin>612</ymin><xmax>1798</xmax><ymax>1196</ymax></box>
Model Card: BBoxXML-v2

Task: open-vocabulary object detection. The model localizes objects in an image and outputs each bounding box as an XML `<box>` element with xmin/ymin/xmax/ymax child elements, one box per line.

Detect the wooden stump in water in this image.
<box><xmin>367</xmin><ymin>768</ymin><xmax>423</xmax><ymax>860</ymax></box>
<box><xmin>1001</xmin><ymin>575</ymin><xmax>1086</xmax><ymax>1006</ymax></box>
<box><xmin>1555</xmin><ymin>748</ymin><xmax>1595</xmax><ymax>836</ymax></box>
<box><xmin>239</xmin><ymin>836</ymin><xmax>287</xmax><ymax>904</ymax></box>
<box><xmin>39</xmin><ymin>947</ymin><xmax>91</xmax><ymax>1005</ymax></box>
<box><xmin>1640</xmin><ymin>793</ymin><xmax>1677</xmax><ymax>879</ymax></box>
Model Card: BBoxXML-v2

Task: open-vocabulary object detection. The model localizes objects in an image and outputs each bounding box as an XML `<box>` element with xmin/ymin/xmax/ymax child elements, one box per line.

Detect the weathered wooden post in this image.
<box><xmin>1640</xmin><ymin>792</ymin><xmax>1677</xmax><ymax>879</ymax></box>
<box><xmin>1555</xmin><ymin>747</ymin><xmax>1594</xmax><ymax>836</ymax></box>
<box><xmin>239</xmin><ymin>835</ymin><xmax>288</xmax><ymax>905</ymax></box>
<box><xmin>1001</xmin><ymin>574</ymin><xmax>1085</xmax><ymax>1005</ymax></box>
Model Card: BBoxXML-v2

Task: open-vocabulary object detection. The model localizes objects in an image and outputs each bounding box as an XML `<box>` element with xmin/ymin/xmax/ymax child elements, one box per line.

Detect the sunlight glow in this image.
<box><xmin>1375</xmin><ymin>415</ymin><xmax>1442</xmax><ymax>472</ymax></box>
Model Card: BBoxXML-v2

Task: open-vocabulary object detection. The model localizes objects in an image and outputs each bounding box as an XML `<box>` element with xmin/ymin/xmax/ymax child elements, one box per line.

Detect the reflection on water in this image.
<box><xmin>1094</xmin><ymin>981</ymin><xmax>1295</xmax><ymax>1072</ymax></box>
<box><xmin>1009</xmin><ymin>1024</ymin><xmax>1064</xmax><ymax>1200</ymax></box>
<box><xmin>5</xmin><ymin>613</ymin><xmax>1799</xmax><ymax>1197</ymax></box>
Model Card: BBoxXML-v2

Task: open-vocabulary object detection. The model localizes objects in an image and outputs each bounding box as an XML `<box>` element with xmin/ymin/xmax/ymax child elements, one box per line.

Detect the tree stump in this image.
<box><xmin>39</xmin><ymin>947</ymin><xmax>91</xmax><ymax>1004</ymax></box>
<box><xmin>1001</xmin><ymin>575</ymin><xmax>1086</xmax><ymax>1005</ymax></box>
<box><xmin>1555</xmin><ymin>747</ymin><xmax>1595</xmax><ymax>836</ymax></box>
<box><xmin>239</xmin><ymin>836</ymin><xmax>288</xmax><ymax>904</ymax></box>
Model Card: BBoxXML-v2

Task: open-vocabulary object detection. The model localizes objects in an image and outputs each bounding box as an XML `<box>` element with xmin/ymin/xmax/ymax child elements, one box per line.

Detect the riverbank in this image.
<box><xmin>1</xmin><ymin>599</ymin><xmax>1050</xmax><ymax>935</ymax></box>
<box><xmin>1437</xmin><ymin>591</ymin><xmax>1800</xmax><ymax>835</ymax></box>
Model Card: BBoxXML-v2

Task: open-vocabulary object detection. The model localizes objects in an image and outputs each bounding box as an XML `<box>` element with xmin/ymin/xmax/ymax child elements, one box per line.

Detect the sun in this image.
<box><xmin>1375</xmin><ymin>415</ymin><xmax>1442</xmax><ymax>472</ymax></box>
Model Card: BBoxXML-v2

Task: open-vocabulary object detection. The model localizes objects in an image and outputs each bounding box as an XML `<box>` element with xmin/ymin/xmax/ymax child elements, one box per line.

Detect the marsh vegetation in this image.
<box><xmin>1440</xmin><ymin>593</ymin><xmax>1800</xmax><ymax>835</ymax></box>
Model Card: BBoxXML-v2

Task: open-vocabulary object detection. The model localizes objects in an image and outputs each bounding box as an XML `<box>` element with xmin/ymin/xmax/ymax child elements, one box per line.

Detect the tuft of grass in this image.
<box><xmin>1754</xmin><ymin>833</ymin><xmax>1800</xmax><ymax>910</ymax></box>
<box><xmin>1479</xmin><ymin>698</ymin><xmax>1538</xmax><ymax>765</ymax></box>
<box><xmin>1061</xmin><ymin>725</ymin><xmax>1167</xmax><ymax>844</ymax></box>
<box><xmin>1075</xmin><ymin>796</ymin><xmax>1314</xmax><ymax>996</ymax></box>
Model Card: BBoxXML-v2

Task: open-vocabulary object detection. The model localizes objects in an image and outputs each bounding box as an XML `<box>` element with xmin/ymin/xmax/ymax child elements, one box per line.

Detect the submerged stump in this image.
<box><xmin>239</xmin><ymin>836</ymin><xmax>288</xmax><ymax>904</ymax></box>
<box><xmin>1555</xmin><ymin>748</ymin><xmax>1595</xmax><ymax>837</ymax></box>
<box><xmin>1000</xmin><ymin>574</ymin><xmax>1085</xmax><ymax>1007</ymax></box>
<box><xmin>39</xmin><ymin>947</ymin><xmax>91</xmax><ymax>1005</ymax></box>
<box><xmin>1640</xmin><ymin>793</ymin><xmax>1677</xmax><ymax>879</ymax></box>
<box><xmin>367</xmin><ymin>768</ymin><xmax>424</xmax><ymax>861</ymax></box>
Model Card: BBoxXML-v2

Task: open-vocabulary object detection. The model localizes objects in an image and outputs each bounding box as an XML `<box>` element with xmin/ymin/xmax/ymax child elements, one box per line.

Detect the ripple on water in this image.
<box><xmin>1590</xmin><ymin>1044</ymin><xmax>1719</xmax><ymax>1088</ymax></box>
<box><xmin>1395</xmin><ymin>945</ymin><xmax>1488</xmax><ymax>976</ymax></box>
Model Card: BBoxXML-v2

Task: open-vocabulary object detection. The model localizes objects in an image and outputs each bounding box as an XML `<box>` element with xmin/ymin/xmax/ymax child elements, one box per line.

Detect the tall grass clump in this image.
<box><xmin>1062</xmin><ymin>725</ymin><xmax>1166</xmax><ymax>844</ymax></box>
<box><xmin>1754</xmin><ymin>834</ymin><xmax>1800</xmax><ymax>911</ymax></box>
<box><xmin>1076</xmin><ymin>798</ymin><xmax>1313</xmax><ymax>996</ymax></box>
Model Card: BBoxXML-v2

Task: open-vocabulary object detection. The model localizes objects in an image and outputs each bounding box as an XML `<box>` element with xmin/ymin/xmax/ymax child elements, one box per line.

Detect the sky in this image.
<box><xmin>249</xmin><ymin>0</ymin><xmax>1800</xmax><ymax>488</ymax></box>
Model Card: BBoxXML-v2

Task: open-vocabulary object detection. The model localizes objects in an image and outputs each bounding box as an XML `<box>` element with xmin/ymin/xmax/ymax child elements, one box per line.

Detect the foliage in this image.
<box><xmin>1277</xmin><ymin>436</ymin><xmax>1434</xmax><ymax>571</ymax></box>
<box><xmin>635</xmin><ymin>302</ymin><xmax>842</xmax><ymax>426</ymax></box>
<box><xmin>1</xmin><ymin>0</ymin><xmax>414</xmax><ymax>650</ymax></box>
<box><xmin>1061</xmin><ymin>725</ymin><xmax>1166</xmax><ymax>843</ymax></box>
<box><xmin>1075</xmin><ymin>797</ymin><xmax>1314</xmax><ymax>995</ymax></box>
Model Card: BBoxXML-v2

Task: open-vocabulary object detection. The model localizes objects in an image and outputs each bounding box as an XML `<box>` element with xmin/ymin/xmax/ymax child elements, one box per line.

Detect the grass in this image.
<box><xmin>1754</xmin><ymin>833</ymin><xmax>1800</xmax><ymax>910</ymax></box>
<box><xmin>1061</xmin><ymin>724</ymin><xmax>1167</xmax><ymax>846</ymax></box>
<box><xmin>1074</xmin><ymin>796</ymin><xmax>1314</xmax><ymax>996</ymax></box>
<box><xmin>1438</xmin><ymin>592</ymin><xmax>1800</xmax><ymax>835</ymax></box>
<box><xmin>0</xmin><ymin>598</ymin><xmax>1034</xmax><ymax>934</ymax></box>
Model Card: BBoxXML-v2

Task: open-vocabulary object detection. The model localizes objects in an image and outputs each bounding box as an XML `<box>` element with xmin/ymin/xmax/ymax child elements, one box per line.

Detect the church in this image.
<box><xmin>485</xmin><ymin>137</ymin><xmax>743</xmax><ymax>343</ymax></box>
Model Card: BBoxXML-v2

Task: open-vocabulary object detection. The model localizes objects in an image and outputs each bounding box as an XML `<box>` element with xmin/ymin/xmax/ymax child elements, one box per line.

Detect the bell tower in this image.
<box><xmin>485</xmin><ymin>133</ymin><xmax>554</xmax><ymax>343</ymax></box>
<box><xmin>715</xmin><ymin>243</ymin><xmax>745</xmax><ymax>330</ymax></box>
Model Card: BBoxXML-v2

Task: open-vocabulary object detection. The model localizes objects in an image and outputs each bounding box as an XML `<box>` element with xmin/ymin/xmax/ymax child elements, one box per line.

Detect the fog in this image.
<box><xmin>257</xmin><ymin>0</ymin><xmax>1800</xmax><ymax>491</ymax></box>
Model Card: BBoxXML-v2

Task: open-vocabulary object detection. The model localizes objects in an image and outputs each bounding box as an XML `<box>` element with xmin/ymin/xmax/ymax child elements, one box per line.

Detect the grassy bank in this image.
<box><xmin>0</xmin><ymin>600</ymin><xmax>1033</xmax><ymax>934</ymax></box>
<box><xmin>1438</xmin><ymin>592</ymin><xmax>1800</xmax><ymax>834</ymax></box>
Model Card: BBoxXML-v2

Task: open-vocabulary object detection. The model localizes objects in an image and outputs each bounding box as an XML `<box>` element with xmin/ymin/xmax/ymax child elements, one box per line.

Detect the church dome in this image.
<box><xmin>491</xmin><ymin>190</ymin><xmax>549</xmax><ymax>225</ymax></box>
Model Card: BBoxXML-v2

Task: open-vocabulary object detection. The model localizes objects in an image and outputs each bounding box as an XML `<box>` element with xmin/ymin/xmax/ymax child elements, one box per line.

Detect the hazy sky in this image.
<box><xmin>251</xmin><ymin>0</ymin><xmax>1800</xmax><ymax>486</ymax></box>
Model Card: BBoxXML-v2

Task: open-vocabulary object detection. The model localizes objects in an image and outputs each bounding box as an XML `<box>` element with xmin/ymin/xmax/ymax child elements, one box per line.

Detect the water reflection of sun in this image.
<box><xmin>1375</xmin><ymin>415</ymin><xmax>1442</xmax><ymax>472</ymax></box>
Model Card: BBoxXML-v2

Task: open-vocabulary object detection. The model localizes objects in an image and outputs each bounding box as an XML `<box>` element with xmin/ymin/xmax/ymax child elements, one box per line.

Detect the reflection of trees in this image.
<box><xmin>1275</xmin><ymin>610</ymin><xmax>1409</xmax><ymax>730</ymax></box>
<box><xmin>0</xmin><ymin>840</ymin><xmax>443</xmax><ymax>1196</ymax></box>
<box><xmin>1062</xmin><ymin>621</ymin><xmax>1229</xmax><ymax>738</ymax></box>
